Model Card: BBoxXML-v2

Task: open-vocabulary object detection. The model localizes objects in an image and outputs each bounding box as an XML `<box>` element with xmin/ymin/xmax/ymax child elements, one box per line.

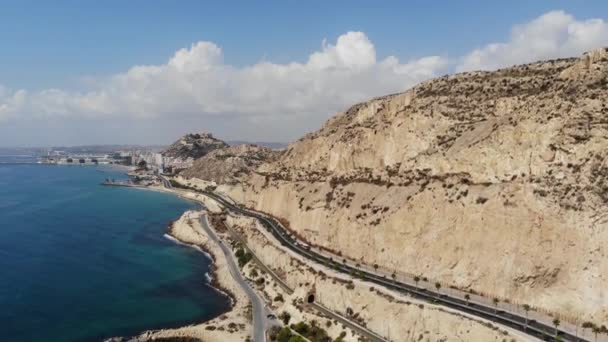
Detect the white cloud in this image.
<box><xmin>457</xmin><ymin>10</ymin><xmax>608</xmax><ymax>72</ymax></box>
<box><xmin>0</xmin><ymin>31</ymin><xmax>447</xmax><ymax>126</ymax></box>
<box><xmin>2</xmin><ymin>10</ymin><xmax>607</xmax><ymax>144</ymax></box>
<box><xmin>0</xmin><ymin>87</ymin><xmax>27</xmax><ymax>122</ymax></box>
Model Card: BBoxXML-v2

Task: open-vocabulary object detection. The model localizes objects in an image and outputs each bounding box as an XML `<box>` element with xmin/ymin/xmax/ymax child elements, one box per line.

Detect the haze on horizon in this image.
<box><xmin>1</xmin><ymin>1</ymin><xmax>608</xmax><ymax>147</ymax></box>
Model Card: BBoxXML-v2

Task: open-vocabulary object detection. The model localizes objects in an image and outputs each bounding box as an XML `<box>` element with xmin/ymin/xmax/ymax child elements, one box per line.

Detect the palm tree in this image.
<box><xmin>464</xmin><ymin>294</ymin><xmax>470</xmax><ymax>306</ymax></box>
<box><xmin>553</xmin><ymin>318</ymin><xmax>560</xmax><ymax>339</ymax></box>
<box><xmin>413</xmin><ymin>276</ymin><xmax>420</xmax><ymax>291</ymax></box>
<box><xmin>492</xmin><ymin>298</ymin><xmax>499</xmax><ymax>314</ymax></box>
<box><xmin>522</xmin><ymin>304</ymin><xmax>531</xmax><ymax>331</ymax></box>
<box><xmin>582</xmin><ymin>321</ymin><xmax>594</xmax><ymax>340</ymax></box>
<box><xmin>592</xmin><ymin>325</ymin><xmax>600</xmax><ymax>342</ymax></box>
<box><xmin>599</xmin><ymin>325</ymin><xmax>608</xmax><ymax>342</ymax></box>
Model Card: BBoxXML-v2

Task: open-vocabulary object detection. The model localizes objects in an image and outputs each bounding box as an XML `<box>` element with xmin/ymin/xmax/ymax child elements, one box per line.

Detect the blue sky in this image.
<box><xmin>1</xmin><ymin>1</ymin><xmax>607</xmax><ymax>146</ymax></box>
<box><xmin>2</xmin><ymin>0</ymin><xmax>607</xmax><ymax>89</ymax></box>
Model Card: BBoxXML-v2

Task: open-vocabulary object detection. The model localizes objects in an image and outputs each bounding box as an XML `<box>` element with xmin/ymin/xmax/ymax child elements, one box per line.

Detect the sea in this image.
<box><xmin>0</xmin><ymin>155</ymin><xmax>230</xmax><ymax>341</ymax></box>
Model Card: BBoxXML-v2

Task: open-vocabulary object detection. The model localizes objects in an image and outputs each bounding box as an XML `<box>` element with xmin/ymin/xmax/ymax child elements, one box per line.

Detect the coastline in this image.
<box><xmin>115</xmin><ymin>174</ymin><xmax>547</xmax><ymax>342</ymax></box>
<box><xmin>159</xmin><ymin>176</ymin><xmax>542</xmax><ymax>342</ymax></box>
<box><xmin>1</xmin><ymin>163</ymin><xmax>227</xmax><ymax>342</ymax></box>
<box><xmin>164</xmin><ymin>226</ymin><xmax>236</xmax><ymax>307</ymax></box>
<box><xmin>112</xmin><ymin>209</ymin><xmax>254</xmax><ymax>342</ymax></box>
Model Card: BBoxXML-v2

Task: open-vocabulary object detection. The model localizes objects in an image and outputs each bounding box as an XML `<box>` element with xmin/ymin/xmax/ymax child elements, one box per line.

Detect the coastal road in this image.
<box><xmin>195</xmin><ymin>189</ymin><xmax>587</xmax><ymax>342</ymax></box>
<box><xmin>199</xmin><ymin>212</ymin><xmax>272</xmax><ymax>342</ymax></box>
<box><xmin>220</xmin><ymin>212</ymin><xmax>389</xmax><ymax>342</ymax></box>
<box><xmin>159</xmin><ymin>175</ymin><xmax>173</xmax><ymax>189</ymax></box>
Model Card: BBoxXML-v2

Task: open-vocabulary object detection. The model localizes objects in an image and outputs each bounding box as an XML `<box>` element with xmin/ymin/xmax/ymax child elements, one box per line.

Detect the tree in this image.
<box><xmin>553</xmin><ymin>318</ymin><xmax>560</xmax><ymax>339</ymax></box>
<box><xmin>373</xmin><ymin>263</ymin><xmax>379</xmax><ymax>271</ymax></box>
<box><xmin>522</xmin><ymin>304</ymin><xmax>531</xmax><ymax>330</ymax></box>
<box><xmin>492</xmin><ymin>298</ymin><xmax>500</xmax><ymax>314</ymax></box>
<box><xmin>235</xmin><ymin>248</ymin><xmax>253</xmax><ymax>267</ymax></box>
<box><xmin>276</xmin><ymin>327</ymin><xmax>293</xmax><ymax>342</ymax></box>
<box><xmin>279</xmin><ymin>311</ymin><xmax>291</xmax><ymax>325</ymax></box>
<box><xmin>435</xmin><ymin>282</ymin><xmax>441</xmax><ymax>298</ymax></box>
<box><xmin>413</xmin><ymin>276</ymin><xmax>420</xmax><ymax>290</ymax></box>
<box><xmin>464</xmin><ymin>294</ymin><xmax>470</xmax><ymax>306</ymax></box>
<box><xmin>582</xmin><ymin>322</ymin><xmax>594</xmax><ymax>329</ymax></box>
<box><xmin>593</xmin><ymin>325</ymin><xmax>600</xmax><ymax>342</ymax></box>
<box><xmin>582</xmin><ymin>320</ymin><xmax>595</xmax><ymax>341</ymax></box>
<box><xmin>249</xmin><ymin>268</ymin><xmax>259</xmax><ymax>278</ymax></box>
<box><xmin>391</xmin><ymin>272</ymin><xmax>396</xmax><ymax>281</ymax></box>
<box><xmin>292</xmin><ymin>321</ymin><xmax>310</xmax><ymax>336</ymax></box>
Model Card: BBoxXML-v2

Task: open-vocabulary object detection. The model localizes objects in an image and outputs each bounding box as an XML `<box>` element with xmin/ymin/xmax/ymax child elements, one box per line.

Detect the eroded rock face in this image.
<box><xmin>218</xmin><ymin>48</ymin><xmax>608</xmax><ymax>322</ymax></box>
<box><xmin>162</xmin><ymin>132</ymin><xmax>229</xmax><ymax>160</ymax></box>
<box><xmin>181</xmin><ymin>144</ymin><xmax>281</xmax><ymax>184</ymax></box>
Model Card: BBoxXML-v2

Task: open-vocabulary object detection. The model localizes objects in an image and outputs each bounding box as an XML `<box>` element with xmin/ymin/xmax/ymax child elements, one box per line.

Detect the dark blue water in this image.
<box><xmin>0</xmin><ymin>162</ymin><xmax>230</xmax><ymax>341</ymax></box>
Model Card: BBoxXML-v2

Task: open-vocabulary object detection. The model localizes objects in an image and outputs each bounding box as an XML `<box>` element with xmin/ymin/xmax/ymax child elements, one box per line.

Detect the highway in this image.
<box><xmin>219</xmin><ymin>208</ymin><xmax>389</xmax><ymax>342</ymax></box>
<box><xmin>199</xmin><ymin>212</ymin><xmax>273</xmax><ymax>342</ymax></box>
<box><xmin>159</xmin><ymin>175</ymin><xmax>173</xmax><ymax>189</ymax></box>
<box><xmin>193</xmin><ymin>188</ymin><xmax>587</xmax><ymax>342</ymax></box>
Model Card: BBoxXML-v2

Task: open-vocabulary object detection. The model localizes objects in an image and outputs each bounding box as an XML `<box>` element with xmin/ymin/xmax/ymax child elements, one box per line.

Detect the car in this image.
<box><xmin>266</xmin><ymin>314</ymin><xmax>277</xmax><ymax>320</ymax></box>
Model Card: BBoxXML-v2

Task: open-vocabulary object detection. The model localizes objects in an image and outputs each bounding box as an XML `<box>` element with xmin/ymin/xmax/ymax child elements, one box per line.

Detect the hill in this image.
<box><xmin>162</xmin><ymin>132</ymin><xmax>228</xmax><ymax>161</ymax></box>
<box><xmin>181</xmin><ymin>144</ymin><xmax>281</xmax><ymax>184</ymax></box>
<box><xmin>215</xmin><ymin>47</ymin><xmax>608</xmax><ymax>323</ymax></box>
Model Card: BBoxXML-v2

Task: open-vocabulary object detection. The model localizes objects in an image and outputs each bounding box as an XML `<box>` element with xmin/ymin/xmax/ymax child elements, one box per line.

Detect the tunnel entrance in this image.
<box><xmin>307</xmin><ymin>294</ymin><xmax>315</xmax><ymax>303</ymax></box>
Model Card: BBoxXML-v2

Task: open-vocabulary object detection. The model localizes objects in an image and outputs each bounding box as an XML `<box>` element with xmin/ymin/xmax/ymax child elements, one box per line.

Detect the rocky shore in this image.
<box><xmin>109</xmin><ymin>210</ymin><xmax>253</xmax><ymax>342</ymax></box>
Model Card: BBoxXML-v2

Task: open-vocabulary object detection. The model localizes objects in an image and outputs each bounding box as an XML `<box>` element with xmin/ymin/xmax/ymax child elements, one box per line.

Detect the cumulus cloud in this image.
<box><xmin>0</xmin><ymin>31</ymin><xmax>447</xmax><ymax>125</ymax></box>
<box><xmin>2</xmin><ymin>10</ymin><xmax>607</xmax><ymax>144</ymax></box>
<box><xmin>457</xmin><ymin>10</ymin><xmax>608</xmax><ymax>72</ymax></box>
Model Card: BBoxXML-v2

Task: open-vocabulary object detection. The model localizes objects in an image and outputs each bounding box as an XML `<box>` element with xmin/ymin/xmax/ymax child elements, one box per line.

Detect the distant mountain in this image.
<box><xmin>162</xmin><ymin>132</ymin><xmax>228</xmax><ymax>160</ymax></box>
<box><xmin>227</xmin><ymin>140</ymin><xmax>288</xmax><ymax>150</ymax></box>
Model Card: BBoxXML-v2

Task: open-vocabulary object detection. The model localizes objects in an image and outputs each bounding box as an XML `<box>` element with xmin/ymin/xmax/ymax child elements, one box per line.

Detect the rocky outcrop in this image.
<box><xmin>181</xmin><ymin>144</ymin><xmax>281</xmax><ymax>184</ymax></box>
<box><xmin>215</xmin><ymin>48</ymin><xmax>608</xmax><ymax>323</ymax></box>
<box><xmin>162</xmin><ymin>132</ymin><xmax>228</xmax><ymax>160</ymax></box>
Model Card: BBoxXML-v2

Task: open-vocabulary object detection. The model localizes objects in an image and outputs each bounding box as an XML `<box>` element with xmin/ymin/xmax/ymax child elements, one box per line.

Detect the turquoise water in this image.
<box><xmin>0</xmin><ymin>162</ymin><xmax>230</xmax><ymax>341</ymax></box>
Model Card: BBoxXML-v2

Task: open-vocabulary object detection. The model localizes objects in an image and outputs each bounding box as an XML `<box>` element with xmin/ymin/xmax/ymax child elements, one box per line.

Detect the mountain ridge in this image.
<box><xmin>203</xmin><ymin>47</ymin><xmax>608</xmax><ymax>323</ymax></box>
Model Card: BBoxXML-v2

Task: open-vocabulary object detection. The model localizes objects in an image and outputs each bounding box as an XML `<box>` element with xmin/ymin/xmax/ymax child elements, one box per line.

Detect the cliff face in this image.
<box><xmin>218</xmin><ymin>48</ymin><xmax>608</xmax><ymax>322</ymax></box>
<box><xmin>162</xmin><ymin>132</ymin><xmax>229</xmax><ymax>160</ymax></box>
<box><xmin>181</xmin><ymin>144</ymin><xmax>281</xmax><ymax>184</ymax></box>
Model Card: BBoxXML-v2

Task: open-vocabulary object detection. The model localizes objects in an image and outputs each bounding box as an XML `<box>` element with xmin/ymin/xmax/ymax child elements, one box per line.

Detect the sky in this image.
<box><xmin>1</xmin><ymin>1</ymin><xmax>608</xmax><ymax>147</ymax></box>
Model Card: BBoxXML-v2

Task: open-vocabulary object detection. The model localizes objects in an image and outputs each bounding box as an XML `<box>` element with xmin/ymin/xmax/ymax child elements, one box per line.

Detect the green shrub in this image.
<box><xmin>235</xmin><ymin>248</ymin><xmax>253</xmax><ymax>267</ymax></box>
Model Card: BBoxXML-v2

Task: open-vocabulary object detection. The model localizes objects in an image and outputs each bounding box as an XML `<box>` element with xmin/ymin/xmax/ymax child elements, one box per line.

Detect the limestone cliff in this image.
<box><xmin>211</xmin><ymin>48</ymin><xmax>608</xmax><ymax>323</ymax></box>
<box><xmin>181</xmin><ymin>144</ymin><xmax>281</xmax><ymax>184</ymax></box>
